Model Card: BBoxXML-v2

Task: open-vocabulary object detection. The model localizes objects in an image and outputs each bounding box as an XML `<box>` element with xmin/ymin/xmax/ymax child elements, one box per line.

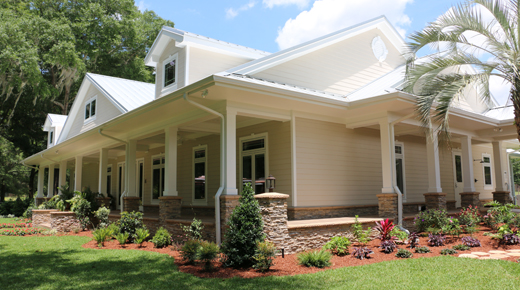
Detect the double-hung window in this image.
<box><xmin>482</xmin><ymin>154</ymin><xmax>493</xmax><ymax>190</ymax></box>
<box><xmin>48</xmin><ymin>129</ymin><xmax>54</xmax><ymax>147</ymax></box>
<box><xmin>193</xmin><ymin>145</ymin><xmax>207</xmax><ymax>204</ymax></box>
<box><xmin>152</xmin><ymin>155</ymin><xmax>165</xmax><ymax>202</ymax></box>
<box><xmin>84</xmin><ymin>96</ymin><xmax>97</xmax><ymax>122</ymax></box>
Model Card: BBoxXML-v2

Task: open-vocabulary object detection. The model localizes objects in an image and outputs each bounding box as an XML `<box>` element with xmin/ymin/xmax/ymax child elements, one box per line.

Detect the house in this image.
<box><xmin>24</xmin><ymin>16</ymin><xmax>517</xmax><ymax>250</ymax></box>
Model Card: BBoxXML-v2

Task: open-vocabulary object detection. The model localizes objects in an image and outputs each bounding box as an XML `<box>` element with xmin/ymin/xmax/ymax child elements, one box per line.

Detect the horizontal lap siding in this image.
<box><xmin>188</xmin><ymin>47</ymin><xmax>251</xmax><ymax>85</ymax></box>
<box><xmin>398</xmin><ymin>136</ymin><xmax>428</xmax><ymax>203</ymax></box>
<box><xmin>253</xmin><ymin>30</ymin><xmax>403</xmax><ymax>96</ymax></box>
<box><xmin>155</xmin><ymin>43</ymin><xmax>185</xmax><ymax>98</ymax></box>
<box><xmin>439</xmin><ymin>147</ymin><xmax>455</xmax><ymax>200</ymax></box>
<box><xmin>295</xmin><ymin>118</ymin><xmax>382</xmax><ymax>206</ymax></box>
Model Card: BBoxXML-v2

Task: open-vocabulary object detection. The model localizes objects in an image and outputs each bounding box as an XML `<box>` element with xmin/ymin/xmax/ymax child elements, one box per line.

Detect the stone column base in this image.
<box><xmin>376</xmin><ymin>194</ymin><xmax>397</xmax><ymax>219</ymax></box>
<box><xmin>123</xmin><ymin>197</ymin><xmax>140</xmax><ymax>213</ymax></box>
<box><xmin>447</xmin><ymin>200</ymin><xmax>456</xmax><ymax>210</ymax></box>
<box><xmin>35</xmin><ymin>197</ymin><xmax>46</xmax><ymax>207</ymax></box>
<box><xmin>460</xmin><ymin>192</ymin><xmax>480</xmax><ymax>208</ymax></box>
<box><xmin>220</xmin><ymin>195</ymin><xmax>240</xmax><ymax>239</ymax></box>
<box><xmin>159</xmin><ymin>196</ymin><xmax>182</xmax><ymax>225</ymax></box>
<box><xmin>255</xmin><ymin>193</ymin><xmax>291</xmax><ymax>251</ymax></box>
<box><xmin>423</xmin><ymin>193</ymin><xmax>447</xmax><ymax>210</ymax></box>
<box><xmin>492</xmin><ymin>191</ymin><xmax>512</xmax><ymax>205</ymax></box>
<box><xmin>96</xmin><ymin>197</ymin><xmax>112</xmax><ymax>208</ymax></box>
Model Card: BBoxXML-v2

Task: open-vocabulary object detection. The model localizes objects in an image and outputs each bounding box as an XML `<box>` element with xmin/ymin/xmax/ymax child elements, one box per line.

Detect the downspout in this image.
<box><xmin>98</xmin><ymin>129</ymin><xmax>129</xmax><ymax>212</ymax></box>
<box><xmin>390</xmin><ymin>113</ymin><xmax>415</xmax><ymax>233</ymax></box>
<box><xmin>183</xmin><ymin>92</ymin><xmax>226</xmax><ymax>245</ymax></box>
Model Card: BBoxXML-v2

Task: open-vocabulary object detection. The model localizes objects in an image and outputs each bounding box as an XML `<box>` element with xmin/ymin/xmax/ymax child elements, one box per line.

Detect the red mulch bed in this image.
<box><xmin>67</xmin><ymin>225</ymin><xmax>520</xmax><ymax>279</ymax></box>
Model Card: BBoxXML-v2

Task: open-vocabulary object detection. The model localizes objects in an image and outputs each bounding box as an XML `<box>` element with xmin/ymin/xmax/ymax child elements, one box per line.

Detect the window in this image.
<box><xmin>163</xmin><ymin>54</ymin><xmax>178</xmax><ymax>89</ymax></box>
<box><xmin>482</xmin><ymin>154</ymin><xmax>493</xmax><ymax>190</ymax></box>
<box><xmin>193</xmin><ymin>145</ymin><xmax>207</xmax><ymax>204</ymax></box>
<box><xmin>84</xmin><ymin>96</ymin><xmax>97</xmax><ymax>122</ymax></box>
<box><xmin>106</xmin><ymin>165</ymin><xmax>112</xmax><ymax>196</ymax></box>
<box><xmin>152</xmin><ymin>155</ymin><xmax>165</xmax><ymax>202</ymax></box>
<box><xmin>240</xmin><ymin>134</ymin><xmax>268</xmax><ymax>194</ymax></box>
<box><xmin>395</xmin><ymin>143</ymin><xmax>406</xmax><ymax>200</ymax></box>
<box><xmin>48</xmin><ymin>129</ymin><xmax>54</xmax><ymax>146</ymax></box>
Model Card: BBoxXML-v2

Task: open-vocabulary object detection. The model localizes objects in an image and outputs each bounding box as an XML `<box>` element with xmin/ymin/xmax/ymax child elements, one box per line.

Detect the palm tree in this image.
<box><xmin>404</xmin><ymin>0</ymin><xmax>519</xmax><ymax>141</ymax></box>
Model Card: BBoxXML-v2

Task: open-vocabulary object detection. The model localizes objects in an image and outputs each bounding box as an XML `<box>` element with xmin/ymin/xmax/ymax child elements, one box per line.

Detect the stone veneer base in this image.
<box><xmin>460</xmin><ymin>192</ymin><xmax>480</xmax><ymax>208</ymax></box>
<box><xmin>123</xmin><ymin>197</ymin><xmax>140</xmax><ymax>213</ymax></box>
<box><xmin>423</xmin><ymin>193</ymin><xmax>447</xmax><ymax>210</ymax></box>
<box><xmin>377</xmin><ymin>194</ymin><xmax>398</xmax><ymax>218</ymax></box>
<box><xmin>492</xmin><ymin>191</ymin><xmax>512</xmax><ymax>205</ymax></box>
<box><xmin>159</xmin><ymin>196</ymin><xmax>182</xmax><ymax>224</ymax></box>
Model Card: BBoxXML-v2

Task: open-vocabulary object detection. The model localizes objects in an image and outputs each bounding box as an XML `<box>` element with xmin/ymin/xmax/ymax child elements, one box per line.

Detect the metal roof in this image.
<box><xmin>346</xmin><ymin>65</ymin><xmax>405</xmax><ymax>101</ymax></box>
<box><xmin>482</xmin><ymin>105</ymin><xmax>514</xmax><ymax>120</ymax></box>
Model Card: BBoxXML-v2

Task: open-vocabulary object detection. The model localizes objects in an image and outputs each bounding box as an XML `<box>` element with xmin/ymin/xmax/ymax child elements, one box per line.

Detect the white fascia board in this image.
<box><xmin>57</xmin><ymin>77</ymin><xmax>91</xmax><ymax>144</ymax></box>
<box><xmin>144</xmin><ymin>27</ymin><xmax>185</xmax><ymax>67</ymax></box>
<box><xmin>180</xmin><ymin>36</ymin><xmax>269</xmax><ymax>60</ymax></box>
<box><xmin>227</xmin><ymin>16</ymin><xmax>406</xmax><ymax>75</ymax></box>
<box><xmin>86</xmin><ymin>74</ymin><xmax>127</xmax><ymax>114</ymax></box>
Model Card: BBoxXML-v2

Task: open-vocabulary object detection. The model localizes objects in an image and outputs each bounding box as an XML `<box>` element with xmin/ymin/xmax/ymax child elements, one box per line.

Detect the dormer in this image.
<box><xmin>43</xmin><ymin>114</ymin><xmax>67</xmax><ymax>148</ymax></box>
<box><xmin>144</xmin><ymin>26</ymin><xmax>270</xmax><ymax>99</ymax></box>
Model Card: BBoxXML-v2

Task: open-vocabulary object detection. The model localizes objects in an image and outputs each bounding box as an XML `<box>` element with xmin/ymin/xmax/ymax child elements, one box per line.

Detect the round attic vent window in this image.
<box><xmin>372</xmin><ymin>36</ymin><xmax>388</xmax><ymax>62</ymax></box>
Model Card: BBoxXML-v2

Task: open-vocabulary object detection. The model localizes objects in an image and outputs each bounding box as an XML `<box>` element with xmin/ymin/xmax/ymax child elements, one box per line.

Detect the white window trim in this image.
<box><xmin>482</xmin><ymin>153</ymin><xmax>493</xmax><ymax>190</ymax></box>
<box><xmin>116</xmin><ymin>162</ymin><xmax>125</xmax><ymax>210</ymax></box>
<box><xmin>84</xmin><ymin>96</ymin><xmax>97</xmax><ymax>123</ymax></box>
<box><xmin>106</xmin><ymin>164</ymin><xmax>112</xmax><ymax>197</ymax></box>
<box><xmin>48</xmin><ymin>128</ymin><xmax>55</xmax><ymax>148</ymax></box>
<box><xmin>136</xmin><ymin>158</ymin><xmax>145</xmax><ymax>205</ymax></box>
<box><xmin>150</xmin><ymin>153</ymin><xmax>165</xmax><ymax>205</ymax></box>
<box><xmin>239</xmin><ymin>133</ymin><xmax>269</xmax><ymax>194</ymax></box>
<box><xmin>395</xmin><ymin>142</ymin><xmax>406</xmax><ymax>202</ymax></box>
<box><xmin>192</xmin><ymin>145</ymin><xmax>208</xmax><ymax>205</ymax></box>
<box><xmin>161</xmin><ymin>53</ymin><xmax>178</xmax><ymax>95</ymax></box>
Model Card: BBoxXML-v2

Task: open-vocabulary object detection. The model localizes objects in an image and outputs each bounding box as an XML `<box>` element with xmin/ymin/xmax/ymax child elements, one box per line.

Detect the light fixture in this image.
<box><xmin>473</xmin><ymin>159</ymin><xmax>484</xmax><ymax>163</ymax></box>
<box><xmin>266</xmin><ymin>174</ymin><xmax>276</xmax><ymax>192</ymax></box>
<box><xmin>494</xmin><ymin>127</ymin><xmax>503</xmax><ymax>132</ymax></box>
<box><xmin>201</xmin><ymin>89</ymin><xmax>208</xmax><ymax>98</ymax></box>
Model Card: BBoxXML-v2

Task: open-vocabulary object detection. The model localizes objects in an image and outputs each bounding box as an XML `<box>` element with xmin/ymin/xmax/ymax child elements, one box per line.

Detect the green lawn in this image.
<box><xmin>1</xmin><ymin>220</ymin><xmax>520</xmax><ymax>289</ymax></box>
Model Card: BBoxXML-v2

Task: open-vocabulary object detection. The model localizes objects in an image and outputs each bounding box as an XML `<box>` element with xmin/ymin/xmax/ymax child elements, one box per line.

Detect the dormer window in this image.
<box><xmin>48</xmin><ymin>129</ymin><xmax>54</xmax><ymax>146</ymax></box>
<box><xmin>163</xmin><ymin>54</ymin><xmax>178</xmax><ymax>90</ymax></box>
<box><xmin>85</xmin><ymin>96</ymin><xmax>97</xmax><ymax>122</ymax></box>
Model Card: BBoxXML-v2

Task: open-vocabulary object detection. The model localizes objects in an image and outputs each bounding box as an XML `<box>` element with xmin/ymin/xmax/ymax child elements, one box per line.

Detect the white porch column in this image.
<box><xmin>47</xmin><ymin>164</ymin><xmax>55</xmax><ymax>197</ymax></box>
<box><xmin>164</xmin><ymin>126</ymin><xmax>178</xmax><ymax>196</ymax></box>
<box><xmin>74</xmin><ymin>156</ymin><xmax>83</xmax><ymax>192</ymax></box>
<box><xmin>98</xmin><ymin>148</ymin><xmax>109</xmax><ymax>194</ymax></box>
<box><xmin>37</xmin><ymin>166</ymin><xmax>45</xmax><ymax>198</ymax></box>
<box><xmin>58</xmin><ymin>160</ymin><xmax>67</xmax><ymax>194</ymax></box>
<box><xmin>426</xmin><ymin>132</ymin><xmax>443</xmax><ymax>193</ymax></box>
<box><xmin>460</xmin><ymin>135</ymin><xmax>476</xmax><ymax>192</ymax></box>
<box><xmin>379</xmin><ymin>119</ymin><xmax>395</xmax><ymax>193</ymax></box>
<box><xmin>125</xmin><ymin>140</ymin><xmax>137</xmax><ymax>197</ymax></box>
<box><xmin>225</xmin><ymin>109</ymin><xmax>238</xmax><ymax>195</ymax></box>
<box><xmin>492</xmin><ymin>141</ymin><xmax>508</xmax><ymax>192</ymax></box>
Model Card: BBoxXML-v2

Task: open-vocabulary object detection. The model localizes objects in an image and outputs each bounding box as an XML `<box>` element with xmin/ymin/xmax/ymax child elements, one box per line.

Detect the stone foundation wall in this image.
<box><xmin>288</xmin><ymin>205</ymin><xmax>378</xmax><ymax>220</ymax></box>
<box><xmin>492</xmin><ymin>191</ymin><xmax>512</xmax><ymax>205</ymax></box>
<box><xmin>143</xmin><ymin>205</ymin><xmax>159</xmax><ymax>214</ymax></box>
<box><xmin>50</xmin><ymin>212</ymin><xmax>81</xmax><ymax>232</ymax></box>
<box><xmin>181</xmin><ymin>206</ymin><xmax>214</xmax><ymax>218</ymax></box>
<box><xmin>123</xmin><ymin>197</ymin><xmax>140</xmax><ymax>213</ymax></box>
<box><xmin>32</xmin><ymin>210</ymin><xmax>54</xmax><ymax>226</ymax></box>
<box><xmin>377</xmin><ymin>194</ymin><xmax>398</xmax><ymax>218</ymax></box>
<box><xmin>164</xmin><ymin>219</ymin><xmax>216</xmax><ymax>242</ymax></box>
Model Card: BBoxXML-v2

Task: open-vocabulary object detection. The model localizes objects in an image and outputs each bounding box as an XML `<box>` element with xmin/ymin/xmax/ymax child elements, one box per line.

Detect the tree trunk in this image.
<box><xmin>513</xmin><ymin>77</ymin><xmax>520</xmax><ymax>143</ymax></box>
<box><xmin>0</xmin><ymin>182</ymin><xmax>5</xmax><ymax>203</ymax></box>
<box><xmin>28</xmin><ymin>168</ymin><xmax>36</xmax><ymax>200</ymax></box>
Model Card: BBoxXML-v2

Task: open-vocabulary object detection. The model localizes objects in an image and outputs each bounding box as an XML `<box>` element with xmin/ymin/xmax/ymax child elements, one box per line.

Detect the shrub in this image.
<box><xmin>151</xmin><ymin>227</ymin><xmax>171</xmax><ymax>248</ymax></box>
<box><xmin>221</xmin><ymin>183</ymin><xmax>265</xmax><ymax>268</ymax></box>
<box><xmin>458</xmin><ymin>205</ymin><xmax>481</xmax><ymax>226</ymax></box>
<box><xmin>375</xmin><ymin>218</ymin><xmax>394</xmax><ymax>241</ymax></box>
<box><xmin>323</xmin><ymin>236</ymin><xmax>351</xmax><ymax>256</ymax></box>
<box><xmin>298</xmin><ymin>250</ymin><xmax>332</xmax><ymax>268</ymax></box>
<box><xmin>390</xmin><ymin>227</ymin><xmax>409</xmax><ymax>242</ymax></box>
<box><xmin>441</xmin><ymin>217</ymin><xmax>462</xmax><ymax>237</ymax></box>
<box><xmin>414</xmin><ymin>246</ymin><xmax>431</xmax><ymax>253</ymax></box>
<box><xmin>408</xmin><ymin>232</ymin><xmax>420</xmax><ymax>249</ymax></box>
<box><xmin>379</xmin><ymin>240</ymin><xmax>396</xmax><ymax>254</ymax></box>
<box><xmin>395</xmin><ymin>249</ymin><xmax>412</xmax><ymax>258</ymax></box>
<box><xmin>502</xmin><ymin>233</ymin><xmax>520</xmax><ymax>245</ymax></box>
<box><xmin>461</xmin><ymin>236</ymin><xmax>481</xmax><ymax>247</ymax></box>
<box><xmin>23</xmin><ymin>204</ymin><xmax>35</xmax><ymax>219</ymax></box>
<box><xmin>453</xmin><ymin>244</ymin><xmax>470</xmax><ymax>251</ymax></box>
<box><xmin>414</xmin><ymin>209</ymin><xmax>450</xmax><ymax>232</ymax></box>
<box><xmin>94</xmin><ymin>207</ymin><xmax>110</xmax><ymax>228</ymax></box>
<box><xmin>198</xmin><ymin>241</ymin><xmax>220</xmax><ymax>270</ymax></box>
<box><xmin>351</xmin><ymin>247</ymin><xmax>373</xmax><ymax>260</ymax></box>
<box><xmin>134</xmin><ymin>228</ymin><xmax>149</xmax><ymax>246</ymax></box>
<box><xmin>92</xmin><ymin>227</ymin><xmax>111</xmax><ymax>247</ymax></box>
<box><xmin>107</xmin><ymin>223</ymin><xmax>119</xmax><ymax>237</ymax></box>
<box><xmin>352</xmin><ymin>215</ymin><xmax>371</xmax><ymax>245</ymax></box>
<box><xmin>116</xmin><ymin>232</ymin><xmax>129</xmax><ymax>245</ymax></box>
<box><xmin>253</xmin><ymin>241</ymin><xmax>278</xmax><ymax>272</ymax></box>
<box><xmin>440</xmin><ymin>248</ymin><xmax>457</xmax><ymax>255</ymax></box>
<box><xmin>428</xmin><ymin>233</ymin><xmax>446</xmax><ymax>247</ymax></box>
<box><xmin>465</xmin><ymin>224</ymin><xmax>479</xmax><ymax>236</ymax></box>
<box><xmin>180</xmin><ymin>218</ymin><xmax>204</xmax><ymax>240</ymax></box>
<box><xmin>117</xmin><ymin>211</ymin><xmax>144</xmax><ymax>241</ymax></box>
<box><xmin>68</xmin><ymin>193</ymin><xmax>91</xmax><ymax>230</ymax></box>
<box><xmin>181</xmin><ymin>240</ymin><xmax>201</xmax><ymax>264</ymax></box>
<box><xmin>484</xmin><ymin>201</ymin><xmax>516</xmax><ymax>226</ymax></box>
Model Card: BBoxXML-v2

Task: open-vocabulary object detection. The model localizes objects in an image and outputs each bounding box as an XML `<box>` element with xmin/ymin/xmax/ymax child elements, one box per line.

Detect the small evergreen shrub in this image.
<box><xmin>461</xmin><ymin>236</ymin><xmax>481</xmax><ymax>247</ymax></box>
<box><xmin>351</xmin><ymin>247</ymin><xmax>373</xmax><ymax>260</ymax></box>
<box><xmin>151</xmin><ymin>227</ymin><xmax>172</xmax><ymax>248</ymax></box>
<box><xmin>298</xmin><ymin>250</ymin><xmax>332</xmax><ymax>268</ymax></box>
<box><xmin>440</xmin><ymin>248</ymin><xmax>457</xmax><ymax>255</ymax></box>
<box><xmin>134</xmin><ymin>228</ymin><xmax>149</xmax><ymax>247</ymax></box>
<box><xmin>452</xmin><ymin>244</ymin><xmax>470</xmax><ymax>251</ymax></box>
<box><xmin>253</xmin><ymin>241</ymin><xmax>278</xmax><ymax>272</ymax></box>
<box><xmin>197</xmin><ymin>241</ymin><xmax>220</xmax><ymax>270</ymax></box>
<box><xmin>92</xmin><ymin>227</ymin><xmax>111</xmax><ymax>247</ymax></box>
<box><xmin>379</xmin><ymin>240</ymin><xmax>396</xmax><ymax>254</ymax></box>
<box><xmin>117</xmin><ymin>211</ymin><xmax>144</xmax><ymax>242</ymax></box>
<box><xmin>116</xmin><ymin>232</ymin><xmax>129</xmax><ymax>245</ymax></box>
<box><xmin>414</xmin><ymin>246</ymin><xmax>431</xmax><ymax>253</ymax></box>
<box><xmin>180</xmin><ymin>218</ymin><xmax>204</xmax><ymax>240</ymax></box>
<box><xmin>221</xmin><ymin>183</ymin><xmax>265</xmax><ymax>268</ymax></box>
<box><xmin>181</xmin><ymin>240</ymin><xmax>201</xmax><ymax>264</ymax></box>
<box><xmin>323</xmin><ymin>236</ymin><xmax>351</xmax><ymax>256</ymax></box>
<box><xmin>94</xmin><ymin>207</ymin><xmax>110</xmax><ymax>228</ymax></box>
<box><xmin>395</xmin><ymin>249</ymin><xmax>412</xmax><ymax>258</ymax></box>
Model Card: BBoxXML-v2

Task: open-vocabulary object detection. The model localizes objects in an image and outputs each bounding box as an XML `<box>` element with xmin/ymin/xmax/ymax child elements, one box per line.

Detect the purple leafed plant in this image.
<box><xmin>502</xmin><ymin>233</ymin><xmax>520</xmax><ymax>245</ymax></box>
<box><xmin>379</xmin><ymin>240</ymin><xmax>397</xmax><ymax>254</ymax></box>
<box><xmin>352</xmin><ymin>247</ymin><xmax>374</xmax><ymax>260</ymax></box>
<box><xmin>428</xmin><ymin>233</ymin><xmax>446</xmax><ymax>247</ymax></box>
<box><xmin>461</xmin><ymin>236</ymin><xmax>481</xmax><ymax>247</ymax></box>
<box><xmin>375</xmin><ymin>218</ymin><xmax>395</xmax><ymax>241</ymax></box>
<box><xmin>408</xmin><ymin>232</ymin><xmax>420</xmax><ymax>249</ymax></box>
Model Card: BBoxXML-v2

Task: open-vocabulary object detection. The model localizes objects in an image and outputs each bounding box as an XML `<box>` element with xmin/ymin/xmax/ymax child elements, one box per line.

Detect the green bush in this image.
<box><xmin>221</xmin><ymin>183</ymin><xmax>265</xmax><ymax>268</ymax></box>
<box><xmin>151</xmin><ymin>227</ymin><xmax>171</xmax><ymax>248</ymax></box>
<box><xmin>68</xmin><ymin>192</ymin><xmax>91</xmax><ymax>230</ymax></box>
<box><xmin>180</xmin><ymin>218</ymin><xmax>204</xmax><ymax>240</ymax></box>
<box><xmin>106</xmin><ymin>223</ymin><xmax>119</xmax><ymax>237</ymax></box>
<box><xmin>134</xmin><ymin>228</ymin><xmax>149</xmax><ymax>246</ymax></box>
<box><xmin>414</xmin><ymin>209</ymin><xmax>451</xmax><ymax>232</ymax></box>
<box><xmin>323</xmin><ymin>236</ymin><xmax>350</xmax><ymax>256</ymax></box>
<box><xmin>414</xmin><ymin>246</ymin><xmax>431</xmax><ymax>254</ymax></box>
<box><xmin>390</xmin><ymin>227</ymin><xmax>409</xmax><ymax>242</ymax></box>
<box><xmin>452</xmin><ymin>244</ymin><xmax>470</xmax><ymax>251</ymax></box>
<box><xmin>1</xmin><ymin>197</ymin><xmax>33</xmax><ymax>217</ymax></box>
<box><xmin>198</xmin><ymin>240</ymin><xmax>220</xmax><ymax>270</ymax></box>
<box><xmin>395</xmin><ymin>249</ymin><xmax>412</xmax><ymax>258</ymax></box>
<box><xmin>458</xmin><ymin>205</ymin><xmax>481</xmax><ymax>226</ymax></box>
<box><xmin>253</xmin><ymin>241</ymin><xmax>278</xmax><ymax>272</ymax></box>
<box><xmin>352</xmin><ymin>215</ymin><xmax>371</xmax><ymax>245</ymax></box>
<box><xmin>94</xmin><ymin>207</ymin><xmax>110</xmax><ymax>228</ymax></box>
<box><xmin>92</xmin><ymin>227</ymin><xmax>111</xmax><ymax>247</ymax></box>
<box><xmin>298</xmin><ymin>250</ymin><xmax>332</xmax><ymax>268</ymax></box>
<box><xmin>181</xmin><ymin>240</ymin><xmax>201</xmax><ymax>264</ymax></box>
<box><xmin>117</xmin><ymin>211</ymin><xmax>144</xmax><ymax>241</ymax></box>
<box><xmin>115</xmin><ymin>232</ymin><xmax>129</xmax><ymax>245</ymax></box>
<box><xmin>440</xmin><ymin>248</ymin><xmax>458</xmax><ymax>255</ymax></box>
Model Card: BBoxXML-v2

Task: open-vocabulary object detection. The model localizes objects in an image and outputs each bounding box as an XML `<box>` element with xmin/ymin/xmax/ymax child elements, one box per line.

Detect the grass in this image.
<box><xmin>1</xmin><ymin>218</ymin><xmax>520</xmax><ymax>289</ymax></box>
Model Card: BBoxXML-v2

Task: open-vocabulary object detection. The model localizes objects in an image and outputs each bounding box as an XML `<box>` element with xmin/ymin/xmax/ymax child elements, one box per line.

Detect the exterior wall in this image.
<box><xmin>188</xmin><ymin>47</ymin><xmax>251</xmax><ymax>85</ymax></box>
<box><xmin>155</xmin><ymin>42</ymin><xmax>186</xmax><ymax>98</ymax></box>
<box><xmin>66</xmin><ymin>85</ymin><xmax>122</xmax><ymax>139</ymax></box>
<box><xmin>398</xmin><ymin>135</ymin><xmax>428</xmax><ymax>203</ymax></box>
<box><xmin>253</xmin><ymin>29</ymin><xmax>404</xmax><ymax>95</ymax></box>
<box><xmin>439</xmin><ymin>146</ymin><xmax>456</xmax><ymax>201</ymax></box>
<box><xmin>81</xmin><ymin>162</ymin><xmax>99</xmax><ymax>192</ymax></box>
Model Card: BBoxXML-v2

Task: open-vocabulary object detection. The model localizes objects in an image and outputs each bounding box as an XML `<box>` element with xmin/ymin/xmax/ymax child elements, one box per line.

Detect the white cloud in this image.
<box><xmin>137</xmin><ymin>1</ymin><xmax>148</xmax><ymax>12</ymax></box>
<box><xmin>226</xmin><ymin>1</ymin><xmax>257</xmax><ymax>19</ymax></box>
<box><xmin>263</xmin><ymin>0</ymin><xmax>310</xmax><ymax>9</ymax></box>
<box><xmin>275</xmin><ymin>0</ymin><xmax>413</xmax><ymax>50</ymax></box>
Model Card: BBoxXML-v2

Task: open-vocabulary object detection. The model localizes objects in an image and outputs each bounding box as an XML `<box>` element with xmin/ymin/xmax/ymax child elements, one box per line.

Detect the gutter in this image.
<box><xmin>183</xmin><ymin>92</ymin><xmax>226</xmax><ymax>245</ymax></box>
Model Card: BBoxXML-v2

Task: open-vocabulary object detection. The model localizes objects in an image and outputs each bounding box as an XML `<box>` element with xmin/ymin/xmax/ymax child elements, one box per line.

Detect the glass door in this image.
<box><xmin>136</xmin><ymin>160</ymin><xmax>144</xmax><ymax>205</ymax></box>
<box><xmin>395</xmin><ymin>143</ymin><xmax>406</xmax><ymax>200</ymax></box>
<box><xmin>453</xmin><ymin>151</ymin><xmax>463</xmax><ymax>207</ymax></box>
<box><xmin>241</xmin><ymin>137</ymin><xmax>267</xmax><ymax>194</ymax></box>
<box><xmin>117</xmin><ymin>162</ymin><xmax>125</xmax><ymax>209</ymax></box>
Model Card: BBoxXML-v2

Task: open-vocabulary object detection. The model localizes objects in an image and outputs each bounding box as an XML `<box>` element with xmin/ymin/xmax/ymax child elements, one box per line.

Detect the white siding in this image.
<box><xmin>155</xmin><ymin>43</ymin><xmax>186</xmax><ymax>99</ymax></box>
<box><xmin>439</xmin><ymin>147</ymin><xmax>456</xmax><ymax>201</ymax></box>
<box><xmin>253</xmin><ymin>29</ymin><xmax>404</xmax><ymax>96</ymax></box>
<box><xmin>188</xmin><ymin>47</ymin><xmax>251</xmax><ymax>84</ymax></box>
